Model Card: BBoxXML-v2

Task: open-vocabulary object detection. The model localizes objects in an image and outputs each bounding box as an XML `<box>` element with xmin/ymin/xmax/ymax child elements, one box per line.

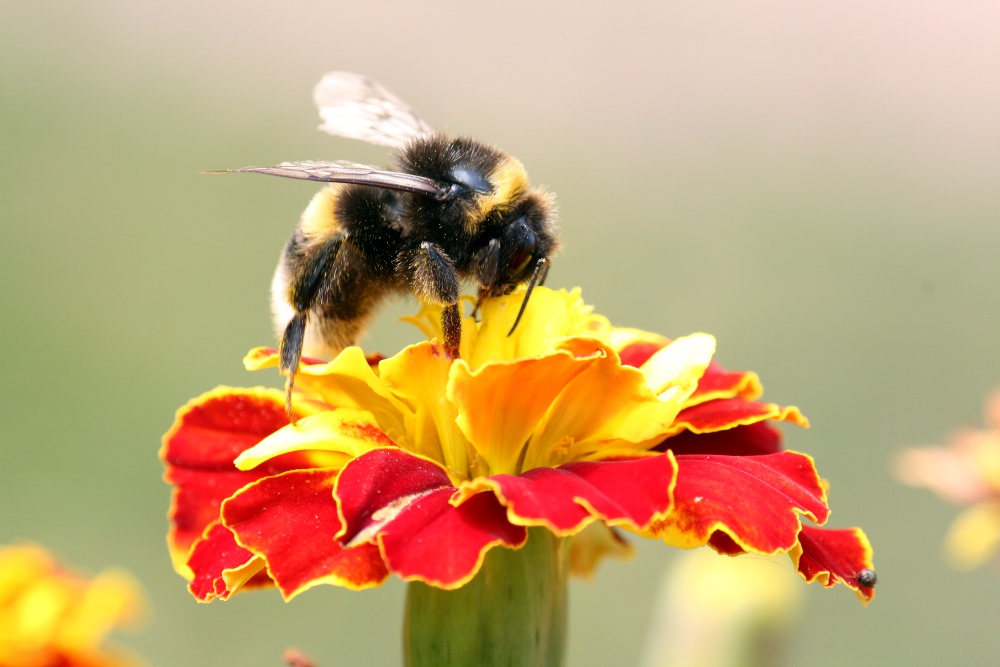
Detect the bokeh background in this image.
<box><xmin>3</xmin><ymin>1</ymin><xmax>999</xmax><ymax>665</ymax></box>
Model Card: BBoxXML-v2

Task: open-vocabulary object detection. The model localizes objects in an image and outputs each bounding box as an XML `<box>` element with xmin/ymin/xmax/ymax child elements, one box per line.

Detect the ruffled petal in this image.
<box><xmin>379</xmin><ymin>342</ymin><xmax>473</xmax><ymax>479</ymax></box>
<box><xmin>659</xmin><ymin>421</ymin><xmax>786</xmax><ymax>457</ymax></box>
<box><xmin>611</xmin><ymin>329</ymin><xmax>671</xmax><ymax>365</ymax></box>
<box><xmin>334</xmin><ymin>449</ymin><xmax>527</xmax><ymax>588</ymax></box>
<box><xmin>161</xmin><ymin>387</ymin><xmax>327</xmax><ymax>573</ymax></box>
<box><xmin>790</xmin><ymin>525</ymin><xmax>876</xmax><ymax>604</ymax></box>
<box><xmin>456</xmin><ymin>454</ymin><xmax>677</xmax><ymax>535</ymax></box>
<box><xmin>235</xmin><ymin>408</ymin><xmax>395</xmax><ymax>470</ymax></box>
<box><xmin>244</xmin><ymin>346</ymin><xmax>411</xmax><ymax>443</ymax></box>
<box><xmin>685</xmin><ymin>361</ymin><xmax>764</xmax><ymax>405</ymax></box>
<box><xmin>521</xmin><ymin>340</ymin><xmax>702</xmax><ymax>468</ymax></box>
<box><xmin>648</xmin><ymin>451</ymin><xmax>829</xmax><ymax>555</ymax></box>
<box><xmin>186</xmin><ymin>522</ymin><xmax>263</xmax><ymax>602</ymax></box>
<box><xmin>468</xmin><ymin>287</ymin><xmax>612</xmax><ymax>366</ymax></box>
<box><xmin>637</xmin><ymin>333</ymin><xmax>716</xmax><ymax>400</ymax></box>
<box><xmin>448</xmin><ymin>341</ymin><xmax>600</xmax><ymax>475</ymax></box>
<box><xmin>222</xmin><ymin>468</ymin><xmax>389</xmax><ymax>598</ymax></box>
<box><xmin>672</xmin><ymin>397</ymin><xmax>808</xmax><ymax>435</ymax></box>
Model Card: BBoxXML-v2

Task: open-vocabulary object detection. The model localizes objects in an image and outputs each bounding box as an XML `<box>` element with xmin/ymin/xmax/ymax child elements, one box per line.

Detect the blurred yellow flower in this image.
<box><xmin>640</xmin><ymin>549</ymin><xmax>803</xmax><ymax>667</ymax></box>
<box><xmin>895</xmin><ymin>391</ymin><xmax>1000</xmax><ymax>570</ymax></box>
<box><xmin>0</xmin><ymin>544</ymin><xmax>146</xmax><ymax>667</ymax></box>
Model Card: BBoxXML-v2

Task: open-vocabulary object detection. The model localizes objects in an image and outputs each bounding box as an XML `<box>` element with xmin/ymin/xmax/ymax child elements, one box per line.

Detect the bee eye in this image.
<box><xmin>451</xmin><ymin>166</ymin><xmax>491</xmax><ymax>194</ymax></box>
<box><xmin>507</xmin><ymin>225</ymin><xmax>536</xmax><ymax>277</ymax></box>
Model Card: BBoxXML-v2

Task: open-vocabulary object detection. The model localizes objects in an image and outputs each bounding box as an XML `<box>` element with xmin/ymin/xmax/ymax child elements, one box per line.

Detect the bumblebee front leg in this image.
<box><xmin>280</xmin><ymin>232</ymin><xmax>346</xmax><ymax>418</ymax></box>
<box><xmin>405</xmin><ymin>241</ymin><xmax>461</xmax><ymax>356</ymax></box>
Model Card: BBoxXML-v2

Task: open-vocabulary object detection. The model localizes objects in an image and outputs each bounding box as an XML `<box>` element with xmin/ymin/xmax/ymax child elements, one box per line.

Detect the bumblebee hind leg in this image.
<box><xmin>279</xmin><ymin>232</ymin><xmax>347</xmax><ymax>420</ymax></box>
<box><xmin>404</xmin><ymin>241</ymin><xmax>461</xmax><ymax>356</ymax></box>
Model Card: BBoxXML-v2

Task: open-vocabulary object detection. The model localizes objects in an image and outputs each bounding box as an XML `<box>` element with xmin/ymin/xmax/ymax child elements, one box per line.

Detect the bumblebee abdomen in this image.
<box><xmin>296</xmin><ymin>184</ymin><xmax>346</xmax><ymax>239</ymax></box>
<box><xmin>272</xmin><ymin>182</ymin><xmax>408</xmax><ymax>360</ymax></box>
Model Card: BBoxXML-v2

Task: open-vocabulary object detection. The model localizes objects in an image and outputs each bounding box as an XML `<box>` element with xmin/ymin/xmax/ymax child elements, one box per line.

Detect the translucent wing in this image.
<box><xmin>208</xmin><ymin>160</ymin><xmax>454</xmax><ymax>199</ymax></box>
<box><xmin>313</xmin><ymin>71</ymin><xmax>434</xmax><ymax>149</ymax></box>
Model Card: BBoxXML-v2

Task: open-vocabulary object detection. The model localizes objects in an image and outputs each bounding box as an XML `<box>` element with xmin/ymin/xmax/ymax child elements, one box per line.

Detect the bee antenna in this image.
<box><xmin>507</xmin><ymin>258</ymin><xmax>548</xmax><ymax>336</ymax></box>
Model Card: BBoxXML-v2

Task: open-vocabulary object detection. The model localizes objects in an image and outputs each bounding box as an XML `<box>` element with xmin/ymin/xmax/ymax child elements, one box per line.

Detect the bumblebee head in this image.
<box><xmin>475</xmin><ymin>190</ymin><xmax>558</xmax><ymax>298</ymax></box>
<box><xmin>399</xmin><ymin>135</ymin><xmax>536</xmax><ymax>234</ymax></box>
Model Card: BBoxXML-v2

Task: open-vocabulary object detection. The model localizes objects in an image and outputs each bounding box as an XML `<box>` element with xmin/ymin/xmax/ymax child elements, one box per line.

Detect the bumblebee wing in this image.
<box><xmin>209</xmin><ymin>160</ymin><xmax>454</xmax><ymax>199</ymax></box>
<box><xmin>313</xmin><ymin>71</ymin><xmax>434</xmax><ymax>149</ymax></box>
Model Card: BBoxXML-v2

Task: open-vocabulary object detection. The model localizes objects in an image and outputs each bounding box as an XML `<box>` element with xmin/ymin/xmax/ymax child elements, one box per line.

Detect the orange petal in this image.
<box><xmin>448</xmin><ymin>342</ymin><xmax>600</xmax><ymax>475</ymax></box>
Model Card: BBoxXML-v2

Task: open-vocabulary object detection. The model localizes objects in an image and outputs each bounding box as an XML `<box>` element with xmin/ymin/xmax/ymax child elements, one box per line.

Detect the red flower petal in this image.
<box><xmin>674</xmin><ymin>397</ymin><xmax>807</xmax><ymax>433</ymax></box>
<box><xmin>187</xmin><ymin>522</ymin><xmax>260</xmax><ymax>602</ymax></box>
<box><xmin>619</xmin><ymin>348</ymin><xmax>762</xmax><ymax>404</ymax></box>
<box><xmin>660</xmin><ymin>421</ymin><xmax>785</xmax><ymax>456</ymax></box>
<box><xmin>335</xmin><ymin>449</ymin><xmax>527</xmax><ymax>588</ymax></box>
<box><xmin>648</xmin><ymin>451</ymin><xmax>829</xmax><ymax>554</ymax></box>
<box><xmin>462</xmin><ymin>455</ymin><xmax>676</xmax><ymax>535</ymax></box>
<box><xmin>793</xmin><ymin>525</ymin><xmax>876</xmax><ymax>604</ymax></box>
<box><xmin>379</xmin><ymin>489</ymin><xmax>527</xmax><ymax>588</ymax></box>
<box><xmin>222</xmin><ymin>469</ymin><xmax>389</xmax><ymax>599</ymax></box>
<box><xmin>687</xmin><ymin>362</ymin><xmax>763</xmax><ymax>403</ymax></box>
<box><xmin>618</xmin><ymin>342</ymin><xmax>665</xmax><ymax>368</ymax></box>
<box><xmin>161</xmin><ymin>388</ymin><xmax>325</xmax><ymax>570</ymax></box>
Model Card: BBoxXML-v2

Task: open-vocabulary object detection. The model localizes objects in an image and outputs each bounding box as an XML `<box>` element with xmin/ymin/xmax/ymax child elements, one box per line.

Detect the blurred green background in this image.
<box><xmin>2</xmin><ymin>2</ymin><xmax>999</xmax><ymax>665</ymax></box>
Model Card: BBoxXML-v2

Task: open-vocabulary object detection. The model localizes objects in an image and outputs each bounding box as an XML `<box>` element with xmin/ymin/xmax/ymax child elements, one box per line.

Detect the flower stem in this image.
<box><xmin>404</xmin><ymin>527</ymin><xmax>568</xmax><ymax>667</ymax></box>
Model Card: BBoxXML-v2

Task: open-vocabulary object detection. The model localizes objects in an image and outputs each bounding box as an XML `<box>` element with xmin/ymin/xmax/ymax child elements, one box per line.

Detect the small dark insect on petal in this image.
<box><xmin>856</xmin><ymin>569</ymin><xmax>877</xmax><ymax>588</ymax></box>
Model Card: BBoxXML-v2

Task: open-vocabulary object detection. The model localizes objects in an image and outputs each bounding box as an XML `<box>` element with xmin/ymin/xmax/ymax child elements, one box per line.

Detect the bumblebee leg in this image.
<box><xmin>280</xmin><ymin>232</ymin><xmax>346</xmax><ymax>419</ymax></box>
<box><xmin>476</xmin><ymin>238</ymin><xmax>501</xmax><ymax>288</ymax></box>
<box><xmin>471</xmin><ymin>238</ymin><xmax>501</xmax><ymax>319</ymax></box>
<box><xmin>536</xmin><ymin>256</ymin><xmax>551</xmax><ymax>286</ymax></box>
<box><xmin>508</xmin><ymin>257</ymin><xmax>548</xmax><ymax>336</ymax></box>
<box><xmin>442</xmin><ymin>303</ymin><xmax>461</xmax><ymax>357</ymax></box>
<box><xmin>407</xmin><ymin>242</ymin><xmax>461</xmax><ymax>356</ymax></box>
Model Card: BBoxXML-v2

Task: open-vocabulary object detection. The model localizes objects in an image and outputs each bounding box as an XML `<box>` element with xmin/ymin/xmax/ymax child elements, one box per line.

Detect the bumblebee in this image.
<box><xmin>218</xmin><ymin>72</ymin><xmax>559</xmax><ymax>412</ymax></box>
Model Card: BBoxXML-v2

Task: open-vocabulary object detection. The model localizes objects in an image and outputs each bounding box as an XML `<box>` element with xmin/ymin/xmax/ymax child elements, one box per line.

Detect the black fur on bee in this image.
<box><xmin>214</xmin><ymin>73</ymin><xmax>560</xmax><ymax>419</ymax></box>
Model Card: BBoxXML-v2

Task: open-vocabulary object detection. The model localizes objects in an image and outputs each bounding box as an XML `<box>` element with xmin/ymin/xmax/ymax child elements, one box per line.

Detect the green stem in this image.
<box><xmin>404</xmin><ymin>527</ymin><xmax>569</xmax><ymax>667</ymax></box>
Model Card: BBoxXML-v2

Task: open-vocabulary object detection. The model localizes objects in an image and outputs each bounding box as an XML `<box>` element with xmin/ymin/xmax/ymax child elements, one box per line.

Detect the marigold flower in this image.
<box><xmin>895</xmin><ymin>390</ymin><xmax>1000</xmax><ymax>570</ymax></box>
<box><xmin>162</xmin><ymin>287</ymin><xmax>875</xmax><ymax>605</ymax></box>
<box><xmin>0</xmin><ymin>543</ymin><xmax>146</xmax><ymax>667</ymax></box>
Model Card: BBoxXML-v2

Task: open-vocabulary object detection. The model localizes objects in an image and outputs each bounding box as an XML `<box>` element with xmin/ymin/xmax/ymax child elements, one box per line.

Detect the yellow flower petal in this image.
<box><xmin>235</xmin><ymin>408</ymin><xmax>391</xmax><ymax>471</ymax></box>
<box><xmin>220</xmin><ymin>556</ymin><xmax>267</xmax><ymax>597</ymax></box>
<box><xmin>640</xmin><ymin>332</ymin><xmax>716</xmax><ymax>400</ymax></box>
<box><xmin>522</xmin><ymin>340</ymin><xmax>703</xmax><ymax>469</ymax></box>
<box><xmin>379</xmin><ymin>342</ymin><xmax>473</xmax><ymax>481</ymax></box>
<box><xmin>944</xmin><ymin>502</ymin><xmax>1000</xmax><ymax>570</ymax></box>
<box><xmin>246</xmin><ymin>346</ymin><xmax>411</xmax><ymax>444</ymax></box>
<box><xmin>449</xmin><ymin>341</ymin><xmax>602</xmax><ymax>475</ymax></box>
<box><xmin>608</xmin><ymin>327</ymin><xmax>670</xmax><ymax>353</ymax></box>
<box><xmin>469</xmin><ymin>287</ymin><xmax>611</xmax><ymax>367</ymax></box>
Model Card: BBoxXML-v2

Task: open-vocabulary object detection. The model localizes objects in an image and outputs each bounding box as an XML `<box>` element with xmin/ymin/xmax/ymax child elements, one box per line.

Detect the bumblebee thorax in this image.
<box><xmin>400</xmin><ymin>135</ymin><xmax>530</xmax><ymax>232</ymax></box>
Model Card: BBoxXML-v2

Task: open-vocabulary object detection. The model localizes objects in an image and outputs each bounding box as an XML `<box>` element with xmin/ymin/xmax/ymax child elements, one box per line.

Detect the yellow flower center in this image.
<box><xmin>237</xmin><ymin>288</ymin><xmax>716</xmax><ymax>485</ymax></box>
